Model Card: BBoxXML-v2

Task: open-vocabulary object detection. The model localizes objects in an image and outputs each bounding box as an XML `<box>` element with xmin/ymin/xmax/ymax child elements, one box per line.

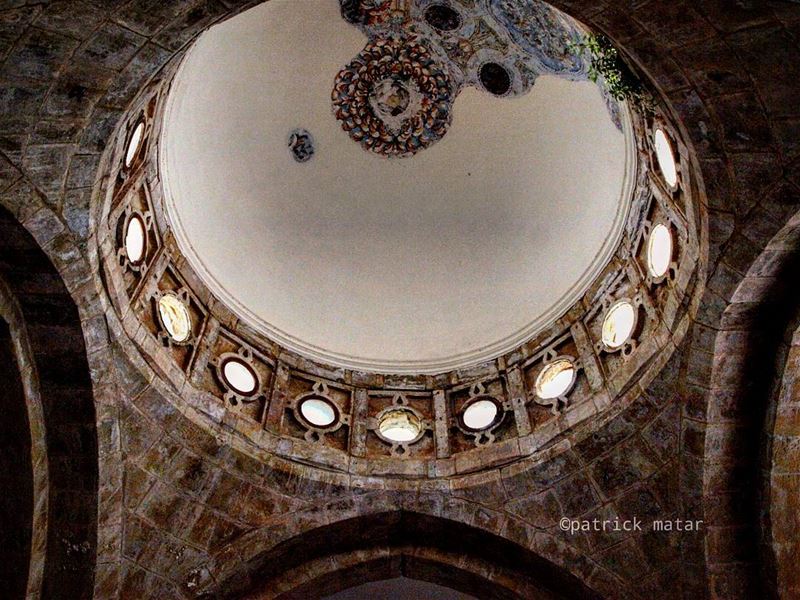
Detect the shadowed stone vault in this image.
<box><xmin>0</xmin><ymin>1</ymin><xmax>799</xmax><ymax>599</ymax></box>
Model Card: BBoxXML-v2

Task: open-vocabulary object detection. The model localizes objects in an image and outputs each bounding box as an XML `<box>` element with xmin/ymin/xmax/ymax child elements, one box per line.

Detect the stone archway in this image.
<box><xmin>205</xmin><ymin>511</ymin><xmax>602</xmax><ymax>599</ymax></box>
<box><xmin>0</xmin><ymin>1</ymin><xmax>798</xmax><ymax>598</ymax></box>
<box><xmin>0</xmin><ymin>205</ymin><xmax>99</xmax><ymax>599</ymax></box>
<box><xmin>765</xmin><ymin>317</ymin><xmax>800</xmax><ymax>598</ymax></box>
<box><xmin>703</xmin><ymin>211</ymin><xmax>800</xmax><ymax>598</ymax></box>
<box><xmin>0</xmin><ymin>317</ymin><xmax>35</xmax><ymax>598</ymax></box>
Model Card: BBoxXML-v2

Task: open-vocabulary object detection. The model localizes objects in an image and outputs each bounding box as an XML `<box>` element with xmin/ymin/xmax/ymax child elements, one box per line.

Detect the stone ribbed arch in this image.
<box><xmin>0</xmin><ymin>202</ymin><xmax>100</xmax><ymax>598</ymax></box>
<box><xmin>195</xmin><ymin>508</ymin><xmax>614</xmax><ymax>599</ymax></box>
<box><xmin>768</xmin><ymin>314</ymin><xmax>800</xmax><ymax>598</ymax></box>
<box><xmin>702</xmin><ymin>210</ymin><xmax>800</xmax><ymax>598</ymax></box>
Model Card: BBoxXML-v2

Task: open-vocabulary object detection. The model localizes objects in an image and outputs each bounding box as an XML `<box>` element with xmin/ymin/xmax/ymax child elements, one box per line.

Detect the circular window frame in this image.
<box><xmin>121</xmin><ymin>211</ymin><xmax>148</xmax><ymax>267</ymax></box>
<box><xmin>600</xmin><ymin>298</ymin><xmax>640</xmax><ymax>353</ymax></box>
<box><xmin>375</xmin><ymin>406</ymin><xmax>426</xmax><ymax>446</ymax></box>
<box><xmin>645</xmin><ymin>221</ymin><xmax>676</xmax><ymax>283</ymax></box>
<box><xmin>123</xmin><ymin>118</ymin><xmax>146</xmax><ymax>171</ymax></box>
<box><xmin>295</xmin><ymin>394</ymin><xmax>341</xmax><ymax>432</ymax></box>
<box><xmin>652</xmin><ymin>125</ymin><xmax>680</xmax><ymax>192</ymax></box>
<box><xmin>534</xmin><ymin>356</ymin><xmax>578</xmax><ymax>402</ymax></box>
<box><xmin>216</xmin><ymin>352</ymin><xmax>260</xmax><ymax>398</ymax></box>
<box><xmin>155</xmin><ymin>290</ymin><xmax>193</xmax><ymax>345</ymax></box>
<box><xmin>457</xmin><ymin>396</ymin><xmax>504</xmax><ymax>433</ymax></box>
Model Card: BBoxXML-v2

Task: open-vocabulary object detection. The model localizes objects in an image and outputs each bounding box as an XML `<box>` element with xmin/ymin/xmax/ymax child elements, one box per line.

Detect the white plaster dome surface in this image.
<box><xmin>161</xmin><ymin>0</ymin><xmax>634</xmax><ymax>374</ymax></box>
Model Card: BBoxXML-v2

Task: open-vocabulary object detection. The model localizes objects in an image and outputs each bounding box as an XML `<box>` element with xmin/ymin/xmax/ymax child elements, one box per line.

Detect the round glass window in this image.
<box><xmin>654</xmin><ymin>128</ymin><xmax>678</xmax><ymax>188</ymax></box>
<box><xmin>535</xmin><ymin>358</ymin><xmax>577</xmax><ymax>400</ymax></box>
<box><xmin>378</xmin><ymin>408</ymin><xmax>422</xmax><ymax>443</ymax></box>
<box><xmin>125</xmin><ymin>121</ymin><xmax>145</xmax><ymax>168</ymax></box>
<box><xmin>158</xmin><ymin>294</ymin><xmax>192</xmax><ymax>343</ymax></box>
<box><xmin>124</xmin><ymin>214</ymin><xmax>146</xmax><ymax>264</ymax></box>
<box><xmin>221</xmin><ymin>358</ymin><xmax>258</xmax><ymax>396</ymax></box>
<box><xmin>298</xmin><ymin>397</ymin><xmax>337</xmax><ymax>428</ymax></box>
<box><xmin>462</xmin><ymin>399</ymin><xmax>499</xmax><ymax>431</ymax></box>
<box><xmin>647</xmin><ymin>223</ymin><xmax>673</xmax><ymax>278</ymax></box>
<box><xmin>601</xmin><ymin>300</ymin><xmax>637</xmax><ymax>349</ymax></box>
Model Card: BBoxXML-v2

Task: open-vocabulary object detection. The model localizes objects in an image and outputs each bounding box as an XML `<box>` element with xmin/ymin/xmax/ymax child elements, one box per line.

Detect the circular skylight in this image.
<box><xmin>462</xmin><ymin>399</ymin><xmax>499</xmax><ymax>431</ymax></box>
<box><xmin>221</xmin><ymin>358</ymin><xmax>258</xmax><ymax>396</ymax></box>
<box><xmin>379</xmin><ymin>409</ymin><xmax>422</xmax><ymax>443</ymax></box>
<box><xmin>158</xmin><ymin>294</ymin><xmax>192</xmax><ymax>343</ymax></box>
<box><xmin>299</xmin><ymin>397</ymin><xmax>337</xmax><ymax>427</ymax></box>
<box><xmin>535</xmin><ymin>358</ymin><xmax>576</xmax><ymax>400</ymax></box>
<box><xmin>124</xmin><ymin>214</ymin><xmax>146</xmax><ymax>264</ymax></box>
<box><xmin>601</xmin><ymin>300</ymin><xmax>636</xmax><ymax>349</ymax></box>
<box><xmin>654</xmin><ymin>128</ymin><xmax>677</xmax><ymax>188</ymax></box>
<box><xmin>647</xmin><ymin>223</ymin><xmax>673</xmax><ymax>278</ymax></box>
<box><xmin>125</xmin><ymin>121</ymin><xmax>145</xmax><ymax>168</ymax></box>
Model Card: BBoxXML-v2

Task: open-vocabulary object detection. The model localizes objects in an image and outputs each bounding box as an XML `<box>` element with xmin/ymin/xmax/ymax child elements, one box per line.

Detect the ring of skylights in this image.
<box><xmin>123</xmin><ymin>213</ymin><xmax>146</xmax><ymax>265</ymax></box>
<box><xmin>460</xmin><ymin>397</ymin><xmax>502</xmax><ymax>432</ymax></box>
<box><xmin>653</xmin><ymin>127</ymin><xmax>678</xmax><ymax>189</ymax></box>
<box><xmin>535</xmin><ymin>358</ymin><xmax>577</xmax><ymax>401</ymax></box>
<box><xmin>124</xmin><ymin>120</ymin><xmax>145</xmax><ymax>169</ymax></box>
<box><xmin>647</xmin><ymin>222</ymin><xmax>674</xmax><ymax>280</ymax></box>
<box><xmin>97</xmin><ymin>18</ymin><xmax>702</xmax><ymax>479</ymax></box>
<box><xmin>298</xmin><ymin>396</ymin><xmax>339</xmax><ymax>429</ymax></box>
<box><xmin>377</xmin><ymin>407</ymin><xmax>424</xmax><ymax>444</ymax></box>
<box><xmin>601</xmin><ymin>299</ymin><xmax>638</xmax><ymax>351</ymax></box>
<box><xmin>157</xmin><ymin>292</ymin><xmax>192</xmax><ymax>344</ymax></box>
<box><xmin>219</xmin><ymin>356</ymin><xmax>259</xmax><ymax>397</ymax></box>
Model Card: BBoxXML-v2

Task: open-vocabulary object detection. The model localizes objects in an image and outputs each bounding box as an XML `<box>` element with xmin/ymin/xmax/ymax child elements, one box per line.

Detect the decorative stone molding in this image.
<box><xmin>94</xmin><ymin>31</ymin><xmax>702</xmax><ymax>481</ymax></box>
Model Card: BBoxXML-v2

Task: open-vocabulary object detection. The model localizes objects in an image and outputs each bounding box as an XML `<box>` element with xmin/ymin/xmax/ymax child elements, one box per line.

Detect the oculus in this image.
<box><xmin>378</xmin><ymin>408</ymin><xmax>422</xmax><ymax>443</ymax></box>
<box><xmin>654</xmin><ymin>128</ymin><xmax>677</xmax><ymax>188</ymax></box>
<box><xmin>647</xmin><ymin>223</ymin><xmax>673</xmax><ymax>279</ymax></box>
<box><xmin>535</xmin><ymin>358</ymin><xmax>577</xmax><ymax>400</ymax></box>
<box><xmin>124</xmin><ymin>214</ymin><xmax>146</xmax><ymax>265</ymax></box>
<box><xmin>601</xmin><ymin>299</ymin><xmax>637</xmax><ymax>350</ymax></box>
<box><xmin>220</xmin><ymin>357</ymin><xmax>258</xmax><ymax>396</ymax></box>
<box><xmin>461</xmin><ymin>398</ymin><xmax>500</xmax><ymax>431</ymax></box>
<box><xmin>298</xmin><ymin>397</ymin><xmax>338</xmax><ymax>428</ymax></box>
<box><xmin>124</xmin><ymin>121</ymin><xmax>145</xmax><ymax>169</ymax></box>
<box><xmin>157</xmin><ymin>294</ymin><xmax>192</xmax><ymax>343</ymax></box>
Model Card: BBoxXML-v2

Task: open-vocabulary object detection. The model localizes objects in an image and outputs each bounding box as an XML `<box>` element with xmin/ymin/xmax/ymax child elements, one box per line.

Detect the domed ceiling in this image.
<box><xmin>160</xmin><ymin>0</ymin><xmax>634</xmax><ymax>373</ymax></box>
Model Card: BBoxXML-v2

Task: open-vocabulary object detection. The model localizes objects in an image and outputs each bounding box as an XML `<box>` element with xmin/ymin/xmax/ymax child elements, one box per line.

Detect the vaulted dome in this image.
<box><xmin>160</xmin><ymin>0</ymin><xmax>634</xmax><ymax>372</ymax></box>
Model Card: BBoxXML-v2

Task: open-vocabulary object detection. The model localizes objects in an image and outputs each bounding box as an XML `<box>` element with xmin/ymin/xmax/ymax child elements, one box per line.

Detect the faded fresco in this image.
<box><xmin>333</xmin><ymin>0</ymin><xmax>622</xmax><ymax>158</ymax></box>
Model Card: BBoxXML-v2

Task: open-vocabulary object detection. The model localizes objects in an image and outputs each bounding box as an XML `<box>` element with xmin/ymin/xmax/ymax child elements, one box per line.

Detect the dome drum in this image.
<box><xmin>96</xmin><ymin>14</ymin><xmax>701</xmax><ymax>480</ymax></box>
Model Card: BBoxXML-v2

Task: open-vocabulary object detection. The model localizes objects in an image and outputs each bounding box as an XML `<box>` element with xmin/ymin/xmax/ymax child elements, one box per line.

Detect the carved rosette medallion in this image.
<box><xmin>332</xmin><ymin>37</ymin><xmax>454</xmax><ymax>158</ymax></box>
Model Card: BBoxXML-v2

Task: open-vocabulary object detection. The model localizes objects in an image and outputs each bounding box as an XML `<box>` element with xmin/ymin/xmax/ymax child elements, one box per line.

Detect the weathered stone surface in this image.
<box><xmin>0</xmin><ymin>0</ymin><xmax>797</xmax><ymax>597</ymax></box>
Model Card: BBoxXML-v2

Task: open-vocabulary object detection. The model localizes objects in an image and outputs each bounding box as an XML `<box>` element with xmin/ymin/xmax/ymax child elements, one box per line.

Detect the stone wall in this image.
<box><xmin>0</xmin><ymin>319</ymin><xmax>34</xmax><ymax>599</ymax></box>
<box><xmin>768</xmin><ymin>322</ymin><xmax>800</xmax><ymax>598</ymax></box>
<box><xmin>0</xmin><ymin>206</ymin><xmax>98</xmax><ymax>598</ymax></box>
<box><xmin>0</xmin><ymin>1</ymin><xmax>798</xmax><ymax>599</ymax></box>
